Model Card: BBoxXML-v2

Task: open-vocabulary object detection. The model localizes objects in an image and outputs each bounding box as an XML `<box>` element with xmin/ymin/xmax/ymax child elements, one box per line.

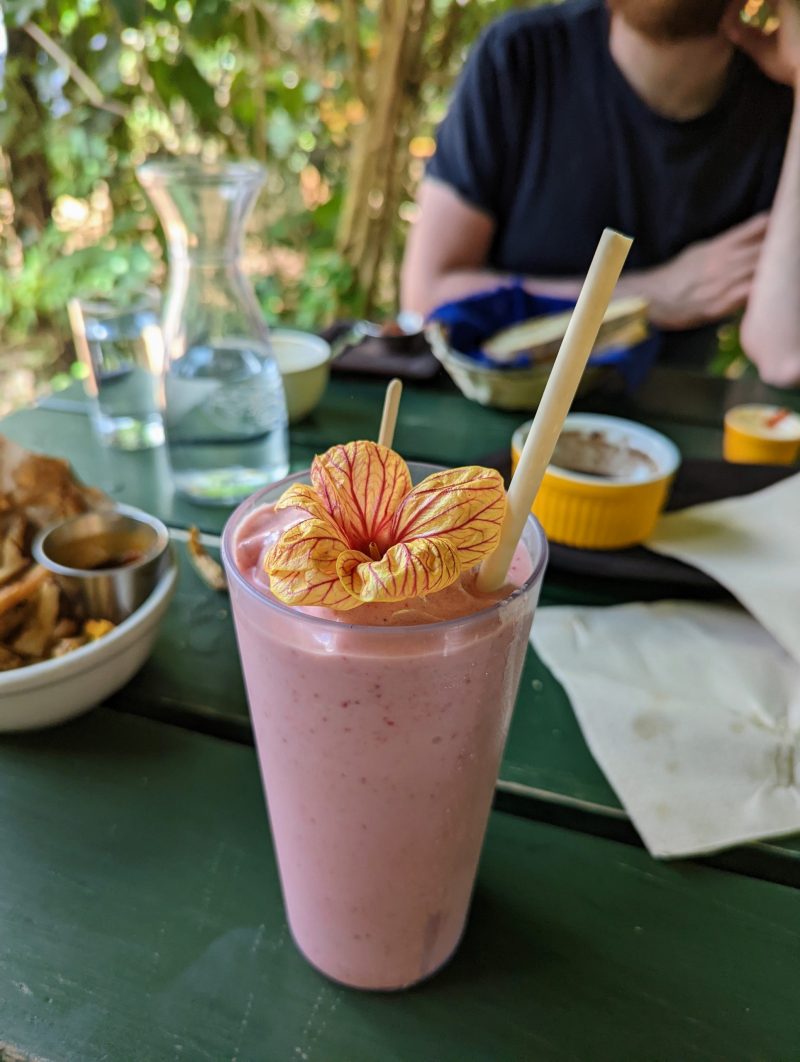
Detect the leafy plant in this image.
<box><xmin>0</xmin><ymin>0</ymin><xmax>525</xmax><ymax>407</ymax></box>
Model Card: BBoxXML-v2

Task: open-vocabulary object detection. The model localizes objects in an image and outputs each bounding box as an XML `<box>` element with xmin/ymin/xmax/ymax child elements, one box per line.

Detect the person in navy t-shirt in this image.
<box><xmin>401</xmin><ymin>0</ymin><xmax>800</xmax><ymax>387</ymax></box>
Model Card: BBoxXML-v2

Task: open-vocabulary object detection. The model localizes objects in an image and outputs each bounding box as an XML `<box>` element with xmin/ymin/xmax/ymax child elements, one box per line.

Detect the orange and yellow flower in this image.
<box><xmin>264</xmin><ymin>441</ymin><xmax>506</xmax><ymax>610</ymax></box>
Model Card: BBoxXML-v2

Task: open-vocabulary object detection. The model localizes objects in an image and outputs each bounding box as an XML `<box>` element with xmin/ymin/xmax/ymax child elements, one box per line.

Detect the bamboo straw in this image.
<box><xmin>378</xmin><ymin>378</ymin><xmax>403</xmax><ymax>448</ymax></box>
<box><xmin>477</xmin><ymin>228</ymin><xmax>633</xmax><ymax>592</ymax></box>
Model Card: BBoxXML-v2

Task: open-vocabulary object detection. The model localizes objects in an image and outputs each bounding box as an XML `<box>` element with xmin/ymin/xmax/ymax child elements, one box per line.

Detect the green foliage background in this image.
<box><xmin>0</xmin><ymin>0</ymin><xmax>521</xmax><ymax>407</ymax></box>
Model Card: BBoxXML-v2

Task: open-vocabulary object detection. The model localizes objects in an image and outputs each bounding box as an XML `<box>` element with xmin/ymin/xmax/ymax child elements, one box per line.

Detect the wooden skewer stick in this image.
<box><xmin>477</xmin><ymin>228</ymin><xmax>633</xmax><ymax>592</ymax></box>
<box><xmin>67</xmin><ymin>298</ymin><xmax>98</xmax><ymax>399</ymax></box>
<box><xmin>765</xmin><ymin>407</ymin><xmax>791</xmax><ymax>429</ymax></box>
<box><xmin>378</xmin><ymin>378</ymin><xmax>403</xmax><ymax>449</ymax></box>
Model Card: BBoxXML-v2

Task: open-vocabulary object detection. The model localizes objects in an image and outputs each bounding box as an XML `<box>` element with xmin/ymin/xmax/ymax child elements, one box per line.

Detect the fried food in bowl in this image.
<box><xmin>0</xmin><ymin>435</ymin><xmax>177</xmax><ymax>728</ymax></box>
<box><xmin>0</xmin><ymin>437</ymin><xmax>116</xmax><ymax>671</ymax></box>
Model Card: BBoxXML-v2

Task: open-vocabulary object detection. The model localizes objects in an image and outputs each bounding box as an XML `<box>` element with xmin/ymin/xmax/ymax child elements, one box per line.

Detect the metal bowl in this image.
<box><xmin>33</xmin><ymin>504</ymin><xmax>171</xmax><ymax>623</ymax></box>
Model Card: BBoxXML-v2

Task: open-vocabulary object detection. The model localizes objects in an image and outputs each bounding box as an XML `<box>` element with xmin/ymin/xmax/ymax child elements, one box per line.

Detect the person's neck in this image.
<box><xmin>609</xmin><ymin>16</ymin><xmax>734</xmax><ymax>120</ymax></box>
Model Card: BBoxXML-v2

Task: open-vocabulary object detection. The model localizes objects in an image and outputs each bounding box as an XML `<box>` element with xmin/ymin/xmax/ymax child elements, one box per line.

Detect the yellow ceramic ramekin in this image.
<box><xmin>723</xmin><ymin>404</ymin><xmax>800</xmax><ymax>465</ymax></box>
<box><xmin>511</xmin><ymin>414</ymin><xmax>681</xmax><ymax>550</ymax></box>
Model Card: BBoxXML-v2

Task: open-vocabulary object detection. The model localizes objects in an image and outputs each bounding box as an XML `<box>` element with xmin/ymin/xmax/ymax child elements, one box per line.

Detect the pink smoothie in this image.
<box><xmin>225</xmin><ymin>489</ymin><xmax>546</xmax><ymax>990</ymax></box>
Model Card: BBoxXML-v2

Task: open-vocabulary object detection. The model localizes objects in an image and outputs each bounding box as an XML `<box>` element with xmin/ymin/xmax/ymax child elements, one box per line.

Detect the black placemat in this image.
<box><xmin>321</xmin><ymin>322</ymin><xmax>440</xmax><ymax>381</ymax></box>
<box><xmin>480</xmin><ymin>454</ymin><xmax>794</xmax><ymax>595</ymax></box>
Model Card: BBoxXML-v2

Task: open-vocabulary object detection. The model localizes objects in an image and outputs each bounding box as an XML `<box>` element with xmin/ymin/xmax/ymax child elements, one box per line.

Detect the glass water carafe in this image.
<box><xmin>137</xmin><ymin>159</ymin><xmax>288</xmax><ymax>505</ymax></box>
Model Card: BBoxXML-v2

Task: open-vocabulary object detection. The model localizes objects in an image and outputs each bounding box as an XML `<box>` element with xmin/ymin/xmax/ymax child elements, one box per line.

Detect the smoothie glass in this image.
<box><xmin>222</xmin><ymin>465</ymin><xmax>548</xmax><ymax>990</ymax></box>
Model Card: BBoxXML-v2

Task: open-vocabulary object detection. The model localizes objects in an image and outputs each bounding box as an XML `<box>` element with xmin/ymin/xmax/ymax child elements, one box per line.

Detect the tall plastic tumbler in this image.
<box><xmin>222</xmin><ymin>466</ymin><xmax>548</xmax><ymax>990</ymax></box>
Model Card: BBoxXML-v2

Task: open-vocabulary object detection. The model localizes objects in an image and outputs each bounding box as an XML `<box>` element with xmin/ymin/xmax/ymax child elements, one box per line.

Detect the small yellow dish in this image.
<box><xmin>723</xmin><ymin>404</ymin><xmax>800</xmax><ymax>466</ymax></box>
<box><xmin>511</xmin><ymin>414</ymin><xmax>681</xmax><ymax>550</ymax></box>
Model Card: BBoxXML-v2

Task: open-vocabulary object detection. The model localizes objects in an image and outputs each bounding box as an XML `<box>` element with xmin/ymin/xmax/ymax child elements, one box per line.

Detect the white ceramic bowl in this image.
<box><xmin>270</xmin><ymin>328</ymin><xmax>332</xmax><ymax>423</ymax></box>
<box><xmin>0</xmin><ymin>561</ymin><xmax>178</xmax><ymax>732</ymax></box>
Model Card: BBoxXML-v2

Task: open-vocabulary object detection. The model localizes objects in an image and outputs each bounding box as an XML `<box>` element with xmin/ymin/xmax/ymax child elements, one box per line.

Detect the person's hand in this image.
<box><xmin>722</xmin><ymin>0</ymin><xmax>800</xmax><ymax>87</ymax></box>
<box><xmin>641</xmin><ymin>213</ymin><xmax>769</xmax><ymax>330</ymax></box>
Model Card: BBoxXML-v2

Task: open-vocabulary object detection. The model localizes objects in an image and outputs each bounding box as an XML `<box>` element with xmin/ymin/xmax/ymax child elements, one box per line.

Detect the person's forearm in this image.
<box><xmin>403</xmin><ymin>265</ymin><xmax>673</xmax><ymax>322</ymax></box>
<box><xmin>740</xmin><ymin>78</ymin><xmax>800</xmax><ymax>388</ymax></box>
<box><xmin>402</xmin><ymin>270</ymin><xmax>510</xmax><ymax>316</ymax></box>
<box><xmin>402</xmin><ymin>269</ymin><xmax>588</xmax><ymax>317</ymax></box>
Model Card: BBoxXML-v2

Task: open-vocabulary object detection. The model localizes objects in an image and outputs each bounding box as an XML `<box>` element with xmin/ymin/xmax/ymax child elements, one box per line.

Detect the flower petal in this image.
<box><xmin>264</xmin><ymin>516</ymin><xmax>359</xmax><ymax>610</ymax></box>
<box><xmin>275</xmin><ymin>482</ymin><xmax>334</xmax><ymax>524</ymax></box>
<box><xmin>392</xmin><ymin>467</ymin><xmax>506</xmax><ymax>566</ymax></box>
<box><xmin>264</xmin><ymin>453</ymin><xmax>506</xmax><ymax>610</ymax></box>
<box><xmin>337</xmin><ymin>537</ymin><xmax>460</xmax><ymax>603</ymax></box>
<box><xmin>311</xmin><ymin>441</ymin><xmax>412</xmax><ymax>553</ymax></box>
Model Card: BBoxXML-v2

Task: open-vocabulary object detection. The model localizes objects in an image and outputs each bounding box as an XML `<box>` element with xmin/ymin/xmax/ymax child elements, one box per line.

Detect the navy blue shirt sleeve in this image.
<box><xmin>426</xmin><ymin>27</ymin><xmax>511</xmax><ymax>220</ymax></box>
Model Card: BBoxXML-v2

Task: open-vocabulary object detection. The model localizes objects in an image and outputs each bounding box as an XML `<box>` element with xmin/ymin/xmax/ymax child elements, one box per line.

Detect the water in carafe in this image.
<box><xmin>166</xmin><ymin>337</ymin><xmax>288</xmax><ymax>503</ymax></box>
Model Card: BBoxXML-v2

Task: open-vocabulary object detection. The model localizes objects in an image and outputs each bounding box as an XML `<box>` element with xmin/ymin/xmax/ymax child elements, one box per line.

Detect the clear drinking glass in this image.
<box><xmin>137</xmin><ymin>159</ymin><xmax>289</xmax><ymax>506</ymax></box>
<box><xmin>222</xmin><ymin>466</ymin><xmax>548</xmax><ymax>990</ymax></box>
<box><xmin>69</xmin><ymin>291</ymin><xmax>165</xmax><ymax>451</ymax></box>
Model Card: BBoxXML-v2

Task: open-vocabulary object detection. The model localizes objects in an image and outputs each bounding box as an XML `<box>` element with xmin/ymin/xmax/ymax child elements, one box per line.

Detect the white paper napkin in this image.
<box><xmin>530</xmin><ymin>601</ymin><xmax>800</xmax><ymax>858</ymax></box>
<box><xmin>646</xmin><ymin>472</ymin><xmax>800</xmax><ymax>664</ymax></box>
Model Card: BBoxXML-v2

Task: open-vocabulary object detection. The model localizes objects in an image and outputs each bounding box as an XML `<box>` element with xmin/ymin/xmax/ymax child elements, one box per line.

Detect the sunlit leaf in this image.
<box><xmin>5</xmin><ymin>0</ymin><xmax>46</xmax><ymax>28</ymax></box>
<box><xmin>149</xmin><ymin>55</ymin><xmax>217</xmax><ymax>128</ymax></box>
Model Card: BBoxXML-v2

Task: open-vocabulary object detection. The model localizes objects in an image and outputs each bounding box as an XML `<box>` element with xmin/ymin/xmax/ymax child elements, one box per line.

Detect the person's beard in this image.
<box><xmin>607</xmin><ymin>0</ymin><xmax>729</xmax><ymax>42</ymax></box>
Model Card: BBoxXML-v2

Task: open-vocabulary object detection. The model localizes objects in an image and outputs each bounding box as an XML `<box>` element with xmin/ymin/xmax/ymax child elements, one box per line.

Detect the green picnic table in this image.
<box><xmin>2</xmin><ymin>365</ymin><xmax>800</xmax><ymax>1060</ymax></box>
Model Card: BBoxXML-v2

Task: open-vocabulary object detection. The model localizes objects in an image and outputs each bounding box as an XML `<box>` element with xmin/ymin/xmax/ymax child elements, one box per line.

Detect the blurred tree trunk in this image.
<box><xmin>336</xmin><ymin>0</ymin><xmax>433</xmax><ymax>313</ymax></box>
<box><xmin>4</xmin><ymin>29</ymin><xmax>53</xmax><ymax>236</ymax></box>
